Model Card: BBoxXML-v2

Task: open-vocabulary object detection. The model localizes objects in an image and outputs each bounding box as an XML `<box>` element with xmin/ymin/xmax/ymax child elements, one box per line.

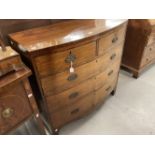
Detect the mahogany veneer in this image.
<box><xmin>9</xmin><ymin>19</ymin><xmax>128</xmax><ymax>134</ymax></box>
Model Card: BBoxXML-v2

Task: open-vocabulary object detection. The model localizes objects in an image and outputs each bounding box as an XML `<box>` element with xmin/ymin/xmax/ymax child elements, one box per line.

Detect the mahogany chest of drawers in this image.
<box><xmin>122</xmin><ymin>19</ymin><xmax>155</xmax><ymax>78</ymax></box>
<box><xmin>8</xmin><ymin>19</ymin><xmax>127</xmax><ymax>134</ymax></box>
<box><xmin>0</xmin><ymin>46</ymin><xmax>46</xmax><ymax>134</ymax></box>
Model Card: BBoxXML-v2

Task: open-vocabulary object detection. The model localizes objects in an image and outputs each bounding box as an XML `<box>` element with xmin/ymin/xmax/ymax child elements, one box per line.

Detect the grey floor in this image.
<box><xmin>11</xmin><ymin>65</ymin><xmax>155</xmax><ymax>135</ymax></box>
<box><xmin>60</xmin><ymin>65</ymin><xmax>155</xmax><ymax>135</ymax></box>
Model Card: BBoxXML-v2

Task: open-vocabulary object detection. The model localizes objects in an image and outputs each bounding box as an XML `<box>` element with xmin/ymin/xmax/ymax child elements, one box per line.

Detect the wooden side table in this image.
<box><xmin>0</xmin><ymin>44</ymin><xmax>46</xmax><ymax>134</ymax></box>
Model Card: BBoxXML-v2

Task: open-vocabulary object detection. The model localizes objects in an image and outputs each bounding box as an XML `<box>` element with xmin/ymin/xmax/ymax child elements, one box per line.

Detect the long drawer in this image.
<box><xmin>35</xmin><ymin>42</ymin><xmax>96</xmax><ymax>78</ymax></box>
<box><xmin>98</xmin><ymin>26</ymin><xmax>126</xmax><ymax>56</ymax></box>
<box><xmin>41</xmin><ymin>59</ymin><xmax>97</xmax><ymax>96</ymax></box>
<box><xmin>41</xmin><ymin>43</ymin><xmax>123</xmax><ymax>96</ymax></box>
<box><xmin>50</xmin><ymin>92</ymin><xmax>95</xmax><ymax>129</ymax></box>
<box><xmin>46</xmin><ymin>77</ymin><xmax>95</xmax><ymax>112</ymax></box>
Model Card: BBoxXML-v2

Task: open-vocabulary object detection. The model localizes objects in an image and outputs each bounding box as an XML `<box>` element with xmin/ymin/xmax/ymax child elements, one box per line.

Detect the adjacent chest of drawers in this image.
<box><xmin>0</xmin><ymin>46</ymin><xmax>45</xmax><ymax>134</ymax></box>
<box><xmin>9</xmin><ymin>19</ymin><xmax>127</xmax><ymax>134</ymax></box>
<box><xmin>122</xmin><ymin>19</ymin><xmax>155</xmax><ymax>78</ymax></box>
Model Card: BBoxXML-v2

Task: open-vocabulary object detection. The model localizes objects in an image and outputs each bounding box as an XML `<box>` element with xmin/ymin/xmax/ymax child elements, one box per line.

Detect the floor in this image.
<box><xmin>11</xmin><ymin>65</ymin><xmax>155</xmax><ymax>135</ymax></box>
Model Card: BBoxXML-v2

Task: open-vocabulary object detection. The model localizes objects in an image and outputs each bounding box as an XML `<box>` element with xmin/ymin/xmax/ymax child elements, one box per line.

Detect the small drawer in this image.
<box><xmin>0</xmin><ymin>56</ymin><xmax>23</xmax><ymax>77</ymax></box>
<box><xmin>41</xmin><ymin>59</ymin><xmax>97</xmax><ymax>96</ymax></box>
<box><xmin>50</xmin><ymin>92</ymin><xmax>95</xmax><ymax>129</ymax></box>
<box><xmin>96</xmin><ymin>43</ymin><xmax>123</xmax><ymax>73</ymax></box>
<box><xmin>98</xmin><ymin>26</ymin><xmax>126</xmax><ymax>56</ymax></box>
<box><xmin>95</xmin><ymin>78</ymin><xmax>116</xmax><ymax>105</ymax></box>
<box><xmin>46</xmin><ymin>77</ymin><xmax>95</xmax><ymax>112</ymax></box>
<box><xmin>95</xmin><ymin>60</ymin><xmax>120</xmax><ymax>90</ymax></box>
<box><xmin>35</xmin><ymin>42</ymin><xmax>96</xmax><ymax>78</ymax></box>
<box><xmin>0</xmin><ymin>82</ymin><xmax>33</xmax><ymax>134</ymax></box>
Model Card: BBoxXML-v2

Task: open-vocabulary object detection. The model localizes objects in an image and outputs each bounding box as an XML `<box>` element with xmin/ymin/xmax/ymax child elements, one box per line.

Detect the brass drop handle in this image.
<box><xmin>67</xmin><ymin>73</ymin><xmax>78</xmax><ymax>81</ymax></box>
<box><xmin>69</xmin><ymin>92</ymin><xmax>79</xmax><ymax>99</ymax></box>
<box><xmin>65</xmin><ymin>51</ymin><xmax>76</xmax><ymax>63</ymax></box>
<box><xmin>71</xmin><ymin>108</ymin><xmax>79</xmax><ymax>115</ymax></box>
<box><xmin>108</xmin><ymin>70</ymin><xmax>113</xmax><ymax>76</ymax></box>
<box><xmin>2</xmin><ymin>107</ymin><xmax>14</xmax><ymax>118</ymax></box>
<box><xmin>112</xmin><ymin>36</ymin><xmax>118</xmax><ymax>43</ymax></box>
<box><xmin>105</xmin><ymin>86</ymin><xmax>111</xmax><ymax>92</ymax></box>
<box><xmin>110</xmin><ymin>53</ymin><xmax>116</xmax><ymax>60</ymax></box>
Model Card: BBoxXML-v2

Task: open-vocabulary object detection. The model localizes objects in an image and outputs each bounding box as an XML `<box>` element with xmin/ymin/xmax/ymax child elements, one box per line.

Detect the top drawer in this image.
<box><xmin>35</xmin><ymin>42</ymin><xmax>96</xmax><ymax>78</ymax></box>
<box><xmin>98</xmin><ymin>26</ymin><xmax>126</xmax><ymax>56</ymax></box>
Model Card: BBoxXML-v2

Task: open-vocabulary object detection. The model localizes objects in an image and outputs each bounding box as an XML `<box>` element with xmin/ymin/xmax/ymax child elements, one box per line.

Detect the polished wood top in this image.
<box><xmin>0</xmin><ymin>46</ymin><xmax>18</xmax><ymax>61</ymax></box>
<box><xmin>9</xmin><ymin>19</ymin><xmax>127</xmax><ymax>52</ymax></box>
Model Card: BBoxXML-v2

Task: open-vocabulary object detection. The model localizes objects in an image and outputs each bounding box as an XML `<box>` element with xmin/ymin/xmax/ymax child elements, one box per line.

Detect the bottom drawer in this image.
<box><xmin>50</xmin><ymin>92</ymin><xmax>95</xmax><ymax>129</ymax></box>
<box><xmin>0</xmin><ymin>82</ymin><xmax>33</xmax><ymax>134</ymax></box>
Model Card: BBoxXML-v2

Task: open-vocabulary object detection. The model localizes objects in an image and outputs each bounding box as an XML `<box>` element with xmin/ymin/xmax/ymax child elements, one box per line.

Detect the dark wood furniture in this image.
<box><xmin>0</xmin><ymin>44</ymin><xmax>46</xmax><ymax>134</ymax></box>
<box><xmin>9</xmin><ymin>19</ymin><xmax>128</xmax><ymax>134</ymax></box>
<box><xmin>122</xmin><ymin>19</ymin><xmax>155</xmax><ymax>78</ymax></box>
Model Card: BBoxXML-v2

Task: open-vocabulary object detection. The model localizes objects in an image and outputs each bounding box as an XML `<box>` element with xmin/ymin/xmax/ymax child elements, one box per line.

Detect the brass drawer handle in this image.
<box><xmin>108</xmin><ymin>70</ymin><xmax>113</xmax><ymax>76</ymax></box>
<box><xmin>2</xmin><ymin>107</ymin><xmax>14</xmax><ymax>118</ymax></box>
<box><xmin>65</xmin><ymin>51</ymin><xmax>76</xmax><ymax>63</ymax></box>
<box><xmin>110</xmin><ymin>53</ymin><xmax>116</xmax><ymax>60</ymax></box>
<box><xmin>71</xmin><ymin>108</ymin><xmax>79</xmax><ymax>115</ymax></box>
<box><xmin>112</xmin><ymin>36</ymin><xmax>118</xmax><ymax>43</ymax></box>
<box><xmin>67</xmin><ymin>73</ymin><xmax>78</xmax><ymax>81</ymax></box>
<box><xmin>69</xmin><ymin>92</ymin><xmax>79</xmax><ymax>99</ymax></box>
<box><xmin>105</xmin><ymin>86</ymin><xmax>111</xmax><ymax>92</ymax></box>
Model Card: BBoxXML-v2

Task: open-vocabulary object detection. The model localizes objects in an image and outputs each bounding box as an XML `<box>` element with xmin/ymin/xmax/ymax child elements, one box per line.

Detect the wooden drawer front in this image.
<box><xmin>35</xmin><ymin>42</ymin><xmax>96</xmax><ymax>78</ymax></box>
<box><xmin>41</xmin><ymin>60</ymin><xmax>97</xmax><ymax>96</ymax></box>
<box><xmin>95</xmin><ymin>78</ymin><xmax>116</xmax><ymax>105</ymax></box>
<box><xmin>96</xmin><ymin>43</ymin><xmax>123</xmax><ymax>73</ymax></box>
<box><xmin>98</xmin><ymin>26</ymin><xmax>125</xmax><ymax>56</ymax></box>
<box><xmin>0</xmin><ymin>82</ymin><xmax>33</xmax><ymax>134</ymax></box>
<box><xmin>0</xmin><ymin>56</ymin><xmax>23</xmax><ymax>77</ymax></box>
<box><xmin>141</xmin><ymin>45</ymin><xmax>155</xmax><ymax>67</ymax></box>
<box><xmin>46</xmin><ymin>77</ymin><xmax>95</xmax><ymax>112</ymax></box>
<box><xmin>95</xmin><ymin>60</ymin><xmax>120</xmax><ymax>90</ymax></box>
<box><xmin>50</xmin><ymin>92</ymin><xmax>95</xmax><ymax>129</ymax></box>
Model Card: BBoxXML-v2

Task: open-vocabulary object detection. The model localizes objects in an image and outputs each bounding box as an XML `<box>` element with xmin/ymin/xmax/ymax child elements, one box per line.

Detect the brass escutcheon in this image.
<box><xmin>2</xmin><ymin>107</ymin><xmax>14</xmax><ymax>118</ymax></box>
<box><xmin>65</xmin><ymin>52</ymin><xmax>76</xmax><ymax>63</ymax></box>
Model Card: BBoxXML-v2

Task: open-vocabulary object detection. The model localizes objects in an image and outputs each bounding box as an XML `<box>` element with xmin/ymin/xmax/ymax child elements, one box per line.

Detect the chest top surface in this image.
<box><xmin>9</xmin><ymin>19</ymin><xmax>127</xmax><ymax>52</ymax></box>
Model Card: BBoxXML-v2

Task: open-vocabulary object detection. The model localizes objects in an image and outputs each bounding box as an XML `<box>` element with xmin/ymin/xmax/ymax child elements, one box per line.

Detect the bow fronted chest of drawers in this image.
<box><xmin>8</xmin><ymin>19</ymin><xmax>127</xmax><ymax>134</ymax></box>
<box><xmin>122</xmin><ymin>19</ymin><xmax>155</xmax><ymax>78</ymax></box>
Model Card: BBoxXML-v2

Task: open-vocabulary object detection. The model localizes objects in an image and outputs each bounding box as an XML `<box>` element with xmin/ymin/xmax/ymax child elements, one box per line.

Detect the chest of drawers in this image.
<box><xmin>9</xmin><ymin>19</ymin><xmax>127</xmax><ymax>134</ymax></box>
<box><xmin>0</xmin><ymin>46</ymin><xmax>46</xmax><ymax>134</ymax></box>
<box><xmin>122</xmin><ymin>19</ymin><xmax>155</xmax><ymax>78</ymax></box>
